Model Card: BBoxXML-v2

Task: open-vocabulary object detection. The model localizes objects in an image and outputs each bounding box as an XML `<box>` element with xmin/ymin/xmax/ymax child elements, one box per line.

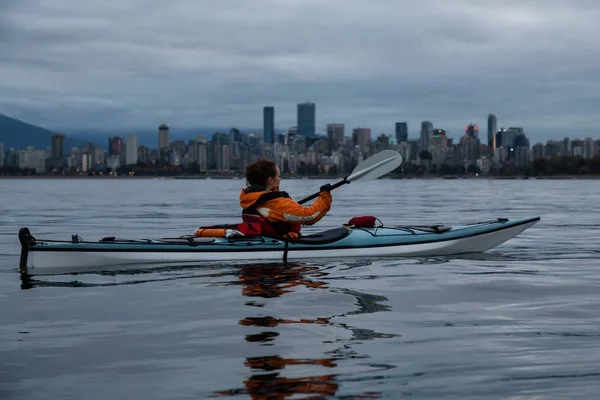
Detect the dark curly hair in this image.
<box><xmin>245</xmin><ymin>159</ymin><xmax>278</xmax><ymax>187</ymax></box>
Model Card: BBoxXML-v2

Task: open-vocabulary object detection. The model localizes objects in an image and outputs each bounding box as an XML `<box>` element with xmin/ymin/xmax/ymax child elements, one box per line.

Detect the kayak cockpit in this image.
<box><xmin>290</xmin><ymin>227</ymin><xmax>350</xmax><ymax>245</ymax></box>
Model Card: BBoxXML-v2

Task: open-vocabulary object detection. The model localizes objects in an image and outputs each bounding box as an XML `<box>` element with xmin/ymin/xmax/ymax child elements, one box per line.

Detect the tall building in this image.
<box><xmin>108</xmin><ymin>136</ymin><xmax>124</xmax><ymax>157</ymax></box>
<box><xmin>18</xmin><ymin>147</ymin><xmax>46</xmax><ymax>173</ymax></box>
<box><xmin>230</xmin><ymin>128</ymin><xmax>242</xmax><ymax>143</ymax></box>
<box><xmin>496</xmin><ymin>127</ymin><xmax>506</xmax><ymax>148</ymax></box>
<box><xmin>430</xmin><ymin>130</ymin><xmax>449</xmax><ymax>167</ymax></box>
<box><xmin>459</xmin><ymin>133</ymin><xmax>481</xmax><ymax>162</ymax></box>
<box><xmin>420</xmin><ymin>121</ymin><xmax>433</xmax><ymax>152</ymax></box>
<box><xmin>263</xmin><ymin>106</ymin><xmax>274</xmax><ymax>144</ymax></box>
<box><xmin>82</xmin><ymin>152</ymin><xmax>91</xmax><ymax>172</ymax></box>
<box><xmin>465</xmin><ymin>124</ymin><xmax>479</xmax><ymax>137</ymax></box>
<box><xmin>532</xmin><ymin>143</ymin><xmax>545</xmax><ymax>160</ymax></box>
<box><xmin>352</xmin><ymin>128</ymin><xmax>371</xmax><ymax>153</ymax></box>
<box><xmin>487</xmin><ymin>114</ymin><xmax>497</xmax><ymax>153</ymax></box>
<box><xmin>503</xmin><ymin>127</ymin><xmax>523</xmax><ymax>149</ymax></box>
<box><xmin>158</xmin><ymin>124</ymin><xmax>169</xmax><ymax>150</ymax></box>
<box><xmin>198</xmin><ymin>143</ymin><xmax>208</xmax><ymax>171</ymax></box>
<box><xmin>158</xmin><ymin>124</ymin><xmax>170</xmax><ymax>163</ymax></box>
<box><xmin>92</xmin><ymin>146</ymin><xmax>105</xmax><ymax>168</ymax></box>
<box><xmin>326</xmin><ymin>123</ymin><xmax>345</xmax><ymax>153</ymax></box>
<box><xmin>395</xmin><ymin>122</ymin><xmax>408</xmax><ymax>143</ymax></box>
<box><xmin>562</xmin><ymin>137</ymin><xmax>571</xmax><ymax>156</ymax></box>
<box><xmin>297</xmin><ymin>102</ymin><xmax>316</xmax><ymax>137</ymax></box>
<box><xmin>126</xmin><ymin>135</ymin><xmax>138</xmax><ymax>165</ymax></box>
<box><xmin>583</xmin><ymin>137</ymin><xmax>596</xmax><ymax>159</ymax></box>
<box><xmin>51</xmin><ymin>134</ymin><xmax>65</xmax><ymax>168</ymax></box>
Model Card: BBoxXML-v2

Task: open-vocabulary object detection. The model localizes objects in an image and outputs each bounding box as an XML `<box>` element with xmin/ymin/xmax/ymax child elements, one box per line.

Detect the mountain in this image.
<box><xmin>0</xmin><ymin>114</ymin><xmax>101</xmax><ymax>150</ymax></box>
<box><xmin>0</xmin><ymin>113</ymin><xmax>287</xmax><ymax>151</ymax></box>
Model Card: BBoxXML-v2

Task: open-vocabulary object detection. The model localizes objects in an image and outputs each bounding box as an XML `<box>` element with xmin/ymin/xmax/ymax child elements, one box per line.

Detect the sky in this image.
<box><xmin>1</xmin><ymin>0</ymin><xmax>600</xmax><ymax>142</ymax></box>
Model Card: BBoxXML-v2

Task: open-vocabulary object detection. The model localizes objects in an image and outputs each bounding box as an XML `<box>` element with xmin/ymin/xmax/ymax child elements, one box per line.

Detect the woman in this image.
<box><xmin>240</xmin><ymin>159</ymin><xmax>332</xmax><ymax>239</ymax></box>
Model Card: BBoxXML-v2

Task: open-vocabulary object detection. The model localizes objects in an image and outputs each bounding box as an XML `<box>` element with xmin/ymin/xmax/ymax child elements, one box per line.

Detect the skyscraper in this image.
<box><xmin>352</xmin><ymin>128</ymin><xmax>371</xmax><ymax>153</ymax></box>
<box><xmin>465</xmin><ymin>124</ymin><xmax>479</xmax><ymax>137</ymax></box>
<box><xmin>395</xmin><ymin>122</ymin><xmax>408</xmax><ymax>143</ymax></box>
<box><xmin>51</xmin><ymin>134</ymin><xmax>65</xmax><ymax>168</ymax></box>
<box><xmin>487</xmin><ymin>114</ymin><xmax>497</xmax><ymax>153</ymax></box>
<box><xmin>158</xmin><ymin>124</ymin><xmax>169</xmax><ymax>150</ymax></box>
<box><xmin>108</xmin><ymin>136</ymin><xmax>124</xmax><ymax>156</ymax></box>
<box><xmin>326</xmin><ymin>123</ymin><xmax>345</xmax><ymax>153</ymax></box>
<box><xmin>158</xmin><ymin>124</ymin><xmax>170</xmax><ymax>163</ymax></box>
<box><xmin>126</xmin><ymin>135</ymin><xmax>138</xmax><ymax>165</ymax></box>
<box><xmin>263</xmin><ymin>106</ymin><xmax>274</xmax><ymax>144</ymax></box>
<box><xmin>420</xmin><ymin>121</ymin><xmax>433</xmax><ymax>152</ymax></box>
<box><xmin>297</xmin><ymin>102</ymin><xmax>315</xmax><ymax>137</ymax></box>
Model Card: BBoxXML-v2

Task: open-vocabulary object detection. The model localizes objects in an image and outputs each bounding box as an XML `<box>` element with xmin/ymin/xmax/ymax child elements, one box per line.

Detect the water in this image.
<box><xmin>1</xmin><ymin>178</ymin><xmax>599</xmax><ymax>399</ymax></box>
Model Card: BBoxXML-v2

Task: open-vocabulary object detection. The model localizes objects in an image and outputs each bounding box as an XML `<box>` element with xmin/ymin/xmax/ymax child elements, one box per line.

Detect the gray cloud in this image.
<box><xmin>1</xmin><ymin>0</ymin><xmax>600</xmax><ymax>142</ymax></box>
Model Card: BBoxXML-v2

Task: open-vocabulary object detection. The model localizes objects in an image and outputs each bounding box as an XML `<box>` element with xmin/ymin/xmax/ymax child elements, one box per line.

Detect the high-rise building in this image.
<box><xmin>326</xmin><ymin>123</ymin><xmax>345</xmax><ymax>153</ymax></box>
<box><xmin>198</xmin><ymin>143</ymin><xmax>208</xmax><ymax>171</ymax></box>
<box><xmin>420</xmin><ymin>121</ymin><xmax>433</xmax><ymax>152</ymax></box>
<box><xmin>297</xmin><ymin>102</ymin><xmax>315</xmax><ymax>137</ymax></box>
<box><xmin>395</xmin><ymin>122</ymin><xmax>408</xmax><ymax>143</ymax></box>
<box><xmin>108</xmin><ymin>136</ymin><xmax>124</xmax><ymax>157</ymax></box>
<box><xmin>430</xmin><ymin>130</ymin><xmax>449</xmax><ymax>167</ymax></box>
<box><xmin>158</xmin><ymin>124</ymin><xmax>169</xmax><ymax>150</ymax></box>
<box><xmin>263</xmin><ymin>106</ymin><xmax>274</xmax><ymax>144</ymax></box>
<box><xmin>583</xmin><ymin>137</ymin><xmax>596</xmax><ymax>159</ymax></box>
<box><xmin>352</xmin><ymin>128</ymin><xmax>371</xmax><ymax>153</ymax></box>
<box><xmin>487</xmin><ymin>114</ymin><xmax>497</xmax><ymax>152</ymax></box>
<box><xmin>158</xmin><ymin>124</ymin><xmax>170</xmax><ymax>163</ymax></box>
<box><xmin>18</xmin><ymin>147</ymin><xmax>46</xmax><ymax>173</ymax></box>
<box><xmin>126</xmin><ymin>135</ymin><xmax>138</xmax><ymax>165</ymax></box>
<box><xmin>230</xmin><ymin>128</ymin><xmax>242</xmax><ymax>143</ymax></box>
<box><xmin>459</xmin><ymin>133</ymin><xmax>481</xmax><ymax>162</ymax></box>
<box><xmin>562</xmin><ymin>137</ymin><xmax>571</xmax><ymax>156</ymax></box>
<box><xmin>82</xmin><ymin>152</ymin><xmax>91</xmax><ymax>172</ymax></box>
<box><xmin>496</xmin><ymin>127</ymin><xmax>506</xmax><ymax>148</ymax></box>
<box><xmin>532</xmin><ymin>143</ymin><xmax>545</xmax><ymax>160</ymax></box>
<box><xmin>503</xmin><ymin>127</ymin><xmax>523</xmax><ymax>149</ymax></box>
<box><xmin>465</xmin><ymin>124</ymin><xmax>479</xmax><ymax>137</ymax></box>
<box><xmin>51</xmin><ymin>134</ymin><xmax>65</xmax><ymax>168</ymax></box>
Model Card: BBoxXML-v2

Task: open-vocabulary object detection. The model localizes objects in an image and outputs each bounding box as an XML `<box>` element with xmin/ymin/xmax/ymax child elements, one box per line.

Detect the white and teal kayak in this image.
<box><xmin>18</xmin><ymin>216</ymin><xmax>540</xmax><ymax>275</ymax></box>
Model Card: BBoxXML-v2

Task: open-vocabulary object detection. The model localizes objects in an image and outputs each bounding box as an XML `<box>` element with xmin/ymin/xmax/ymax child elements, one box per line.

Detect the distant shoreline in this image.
<box><xmin>2</xmin><ymin>174</ymin><xmax>600</xmax><ymax>180</ymax></box>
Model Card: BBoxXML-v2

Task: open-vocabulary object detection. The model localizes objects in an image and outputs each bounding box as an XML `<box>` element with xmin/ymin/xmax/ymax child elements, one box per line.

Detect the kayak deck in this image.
<box><xmin>18</xmin><ymin>216</ymin><xmax>540</xmax><ymax>275</ymax></box>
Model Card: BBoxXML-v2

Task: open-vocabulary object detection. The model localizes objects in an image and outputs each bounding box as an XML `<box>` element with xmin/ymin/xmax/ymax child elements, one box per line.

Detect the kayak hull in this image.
<box><xmin>19</xmin><ymin>217</ymin><xmax>540</xmax><ymax>275</ymax></box>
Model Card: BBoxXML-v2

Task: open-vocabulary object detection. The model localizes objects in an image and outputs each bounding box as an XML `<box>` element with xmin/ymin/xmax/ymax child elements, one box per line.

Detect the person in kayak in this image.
<box><xmin>240</xmin><ymin>159</ymin><xmax>332</xmax><ymax>239</ymax></box>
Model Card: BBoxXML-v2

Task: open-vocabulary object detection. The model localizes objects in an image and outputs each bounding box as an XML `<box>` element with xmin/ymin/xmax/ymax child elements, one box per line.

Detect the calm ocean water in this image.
<box><xmin>1</xmin><ymin>178</ymin><xmax>599</xmax><ymax>399</ymax></box>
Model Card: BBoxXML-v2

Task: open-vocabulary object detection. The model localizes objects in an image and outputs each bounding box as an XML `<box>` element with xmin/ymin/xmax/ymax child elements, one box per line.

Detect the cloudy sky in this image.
<box><xmin>1</xmin><ymin>0</ymin><xmax>599</xmax><ymax>141</ymax></box>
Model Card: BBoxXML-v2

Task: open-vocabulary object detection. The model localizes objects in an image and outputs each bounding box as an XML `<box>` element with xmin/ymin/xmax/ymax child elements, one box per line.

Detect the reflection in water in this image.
<box><xmin>19</xmin><ymin>267</ymin><xmax>237</xmax><ymax>290</ymax></box>
<box><xmin>237</xmin><ymin>264</ymin><xmax>329</xmax><ymax>298</ymax></box>
<box><xmin>215</xmin><ymin>263</ymin><xmax>342</xmax><ymax>399</ymax></box>
<box><xmin>22</xmin><ymin>261</ymin><xmax>388</xmax><ymax>398</ymax></box>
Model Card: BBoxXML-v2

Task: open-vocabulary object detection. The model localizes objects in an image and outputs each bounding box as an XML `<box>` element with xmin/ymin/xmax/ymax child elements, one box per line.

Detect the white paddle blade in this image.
<box><xmin>347</xmin><ymin>150</ymin><xmax>403</xmax><ymax>182</ymax></box>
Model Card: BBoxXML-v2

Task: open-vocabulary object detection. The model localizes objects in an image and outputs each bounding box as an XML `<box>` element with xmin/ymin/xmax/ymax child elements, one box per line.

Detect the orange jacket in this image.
<box><xmin>239</xmin><ymin>185</ymin><xmax>332</xmax><ymax>238</ymax></box>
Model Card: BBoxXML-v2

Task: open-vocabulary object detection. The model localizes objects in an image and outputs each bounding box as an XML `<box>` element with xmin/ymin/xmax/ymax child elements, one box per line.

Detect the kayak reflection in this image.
<box><xmin>215</xmin><ymin>263</ymin><xmax>340</xmax><ymax>399</ymax></box>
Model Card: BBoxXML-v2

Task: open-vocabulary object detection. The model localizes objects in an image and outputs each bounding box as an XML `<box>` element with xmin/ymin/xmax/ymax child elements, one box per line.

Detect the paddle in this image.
<box><xmin>297</xmin><ymin>150</ymin><xmax>403</xmax><ymax>205</ymax></box>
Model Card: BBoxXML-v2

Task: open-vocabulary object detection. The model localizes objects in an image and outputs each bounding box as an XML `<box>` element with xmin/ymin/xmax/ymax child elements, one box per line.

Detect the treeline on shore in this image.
<box><xmin>2</xmin><ymin>155</ymin><xmax>600</xmax><ymax>177</ymax></box>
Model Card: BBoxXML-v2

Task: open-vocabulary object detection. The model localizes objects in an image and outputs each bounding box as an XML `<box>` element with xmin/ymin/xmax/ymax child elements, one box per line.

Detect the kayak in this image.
<box><xmin>18</xmin><ymin>216</ymin><xmax>540</xmax><ymax>275</ymax></box>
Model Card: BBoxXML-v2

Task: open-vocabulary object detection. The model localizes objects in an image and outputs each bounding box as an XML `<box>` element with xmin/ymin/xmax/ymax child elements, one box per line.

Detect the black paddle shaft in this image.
<box><xmin>297</xmin><ymin>177</ymin><xmax>348</xmax><ymax>205</ymax></box>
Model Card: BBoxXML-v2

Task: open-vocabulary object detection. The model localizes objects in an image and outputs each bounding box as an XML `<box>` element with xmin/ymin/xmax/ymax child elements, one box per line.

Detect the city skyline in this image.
<box><xmin>2</xmin><ymin>107</ymin><xmax>600</xmax><ymax>154</ymax></box>
<box><xmin>1</xmin><ymin>1</ymin><xmax>599</xmax><ymax>141</ymax></box>
<box><xmin>2</xmin><ymin>105</ymin><xmax>598</xmax><ymax>145</ymax></box>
